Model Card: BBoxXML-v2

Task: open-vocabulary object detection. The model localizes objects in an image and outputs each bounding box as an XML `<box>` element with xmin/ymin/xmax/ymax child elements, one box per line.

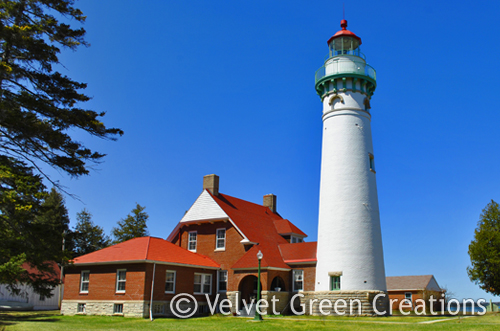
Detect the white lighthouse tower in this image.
<box><xmin>314</xmin><ymin>20</ymin><xmax>387</xmax><ymax>293</ymax></box>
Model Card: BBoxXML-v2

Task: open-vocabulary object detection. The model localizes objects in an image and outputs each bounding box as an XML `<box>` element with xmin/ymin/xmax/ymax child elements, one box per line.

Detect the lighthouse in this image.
<box><xmin>314</xmin><ymin>20</ymin><xmax>387</xmax><ymax>294</ymax></box>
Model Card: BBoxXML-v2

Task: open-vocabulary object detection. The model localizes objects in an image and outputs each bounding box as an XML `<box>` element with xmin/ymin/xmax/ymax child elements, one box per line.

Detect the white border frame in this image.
<box><xmin>188</xmin><ymin>231</ymin><xmax>197</xmax><ymax>252</ymax></box>
<box><xmin>164</xmin><ymin>270</ymin><xmax>176</xmax><ymax>294</ymax></box>
<box><xmin>194</xmin><ymin>273</ymin><xmax>212</xmax><ymax>295</ymax></box>
<box><xmin>115</xmin><ymin>269</ymin><xmax>127</xmax><ymax>293</ymax></box>
<box><xmin>215</xmin><ymin>228</ymin><xmax>226</xmax><ymax>251</ymax></box>
<box><xmin>80</xmin><ymin>270</ymin><xmax>90</xmax><ymax>294</ymax></box>
<box><xmin>292</xmin><ymin>269</ymin><xmax>304</xmax><ymax>292</ymax></box>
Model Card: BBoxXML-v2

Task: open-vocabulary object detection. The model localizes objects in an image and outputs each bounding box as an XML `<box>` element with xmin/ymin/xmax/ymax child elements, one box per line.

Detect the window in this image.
<box><xmin>153</xmin><ymin>304</ymin><xmax>164</xmax><ymax>315</ymax></box>
<box><xmin>80</xmin><ymin>271</ymin><xmax>90</xmax><ymax>293</ymax></box>
<box><xmin>165</xmin><ymin>270</ymin><xmax>176</xmax><ymax>293</ymax></box>
<box><xmin>291</xmin><ymin>236</ymin><xmax>303</xmax><ymax>243</ymax></box>
<box><xmin>113</xmin><ymin>303</ymin><xmax>123</xmax><ymax>314</ymax></box>
<box><xmin>194</xmin><ymin>273</ymin><xmax>212</xmax><ymax>294</ymax></box>
<box><xmin>405</xmin><ymin>292</ymin><xmax>412</xmax><ymax>305</ymax></box>
<box><xmin>218</xmin><ymin>270</ymin><xmax>227</xmax><ymax>292</ymax></box>
<box><xmin>293</xmin><ymin>270</ymin><xmax>304</xmax><ymax>291</ymax></box>
<box><xmin>77</xmin><ymin>303</ymin><xmax>86</xmax><ymax>313</ymax></box>
<box><xmin>116</xmin><ymin>269</ymin><xmax>126</xmax><ymax>293</ymax></box>
<box><xmin>216</xmin><ymin>229</ymin><xmax>226</xmax><ymax>250</ymax></box>
<box><xmin>188</xmin><ymin>231</ymin><xmax>197</xmax><ymax>252</ymax></box>
<box><xmin>330</xmin><ymin>276</ymin><xmax>341</xmax><ymax>290</ymax></box>
<box><xmin>369</xmin><ymin>153</ymin><xmax>375</xmax><ymax>173</ymax></box>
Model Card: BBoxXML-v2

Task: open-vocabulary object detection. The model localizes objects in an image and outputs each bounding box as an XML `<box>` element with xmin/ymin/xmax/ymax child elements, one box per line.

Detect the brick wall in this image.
<box><xmin>62</xmin><ymin>262</ymin><xmax>218</xmax><ymax>317</ymax></box>
<box><xmin>63</xmin><ymin>263</ymin><xmax>147</xmax><ymax>301</ymax></box>
<box><xmin>172</xmin><ymin>221</ymin><xmax>248</xmax><ymax>292</ymax></box>
<box><xmin>288</xmin><ymin>264</ymin><xmax>316</xmax><ymax>291</ymax></box>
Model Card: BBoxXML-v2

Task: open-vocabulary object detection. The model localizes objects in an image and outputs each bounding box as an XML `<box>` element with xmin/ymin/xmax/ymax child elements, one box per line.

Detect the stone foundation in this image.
<box><xmin>61</xmin><ymin>300</ymin><xmax>147</xmax><ymax>317</ymax></box>
<box><xmin>61</xmin><ymin>299</ymin><xmax>206</xmax><ymax>318</ymax></box>
<box><xmin>299</xmin><ymin>291</ymin><xmax>389</xmax><ymax>316</ymax></box>
<box><xmin>261</xmin><ymin>291</ymin><xmax>290</xmax><ymax>315</ymax></box>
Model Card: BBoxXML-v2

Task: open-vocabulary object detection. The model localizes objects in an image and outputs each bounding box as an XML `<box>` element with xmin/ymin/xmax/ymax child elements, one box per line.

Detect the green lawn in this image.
<box><xmin>1</xmin><ymin>311</ymin><xmax>499</xmax><ymax>330</ymax></box>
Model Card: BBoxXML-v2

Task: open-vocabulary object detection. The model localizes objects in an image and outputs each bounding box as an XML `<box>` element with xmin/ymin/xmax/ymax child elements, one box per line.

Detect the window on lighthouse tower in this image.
<box><xmin>330</xmin><ymin>276</ymin><xmax>341</xmax><ymax>291</ymax></box>
<box><xmin>369</xmin><ymin>153</ymin><xmax>375</xmax><ymax>173</ymax></box>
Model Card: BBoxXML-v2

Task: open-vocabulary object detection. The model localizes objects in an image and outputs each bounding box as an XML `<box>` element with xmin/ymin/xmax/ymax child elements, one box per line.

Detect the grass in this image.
<box><xmin>1</xmin><ymin>311</ymin><xmax>499</xmax><ymax>330</ymax></box>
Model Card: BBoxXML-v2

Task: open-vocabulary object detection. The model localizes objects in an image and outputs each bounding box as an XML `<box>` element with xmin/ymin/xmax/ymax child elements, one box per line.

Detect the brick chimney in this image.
<box><xmin>203</xmin><ymin>174</ymin><xmax>219</xmax><ymax>196</ymax></box>
<box><xmin>263</xmin><ymin>194</ymin><xmax>277</xmax><ymax>213</ymax></box>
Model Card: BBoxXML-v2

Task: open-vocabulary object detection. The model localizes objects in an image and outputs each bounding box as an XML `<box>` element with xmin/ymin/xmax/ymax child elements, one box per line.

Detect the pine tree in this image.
<box><xmin>0</xmin><ymin>0</ymin><xmax>122</xmax><ymax>298</ymax></box>
<box><xmin>73</xmin><ymin>209</ymin><xmax>110</xmax><ymax>256</ymax></box>
<box><xmin>0</xmin><ymin>175</ymin><xmax>71</xmax><ymax>298</ymax></box>
<box><xmin>112</xmin><ymin>204</ymin><xmax>149</xmax><ymax>244</ymax></box>
<box><xmin>467</xmin><ymin>200</ymin><xmax>500</xmax><ymax>295</ymax></box>
<box><xmin>0</xmin><ymin>0</ymin><xmax>123</xmax><ymax>187</ymax></box>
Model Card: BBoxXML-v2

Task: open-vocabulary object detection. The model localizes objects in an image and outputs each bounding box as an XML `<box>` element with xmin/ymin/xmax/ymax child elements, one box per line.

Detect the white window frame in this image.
<box><xmin>116</xmin><ymin>269</ymin><xmax>126</xmax><ymax>293</ymax></box>
<box><xmin>291</xmin><ymin>236</ymin><xmax>303</xmax><ymax>244</ymax></box>
<box><xmin>215</xmin><ymin>228</ymin><xmax>226</xmax><ymax>250</ymax></box>
<box><xmin>194</xmin><ymin>273</ymin><xmax>212</xmax><ymax>295</ymax></box>
<box><xmin>165</xmin><ymin>270</ymin><xmax>176</xmax><ymax>294</ymax></box>
<box><xmin>218</xmin><ymin>270</ymin><xmax>227</xmax><ymax>292</ymax></box>
<box><xmin>113</xmin><ymin>303</ymin><xmax>123</xmax><ymax>314</ymax></box>
<box><xmin>77</xmin><ymin>303</ymin><xmax>86</xmax><ymax>313</ymax></box>
<box><xmin>188</xmin><ymin>231</ymin><xmax>197</xmax><ymax>252</ymax></box>
<box><xmin>80</xmin><ymin>270</ymin><xmax>90</xmax><ymax>293</ymax></box>
<box><xmin>293</xmin><ymin>269</ymin><xmax>304</xmax><ymax>292</ymax></box>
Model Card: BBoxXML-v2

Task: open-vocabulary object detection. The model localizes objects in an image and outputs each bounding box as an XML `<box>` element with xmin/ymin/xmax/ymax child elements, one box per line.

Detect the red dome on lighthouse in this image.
<box><xmin>327</xmin><ymin>19</ymin><xmax>362</xmax><ymax>46</ymax></box>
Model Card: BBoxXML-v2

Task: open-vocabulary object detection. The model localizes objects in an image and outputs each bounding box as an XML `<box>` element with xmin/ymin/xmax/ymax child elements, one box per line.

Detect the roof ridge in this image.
<box><xmin>218</xmin><ymin>192</ymin><xmax>277</xmax><ymax>214</ymax></box>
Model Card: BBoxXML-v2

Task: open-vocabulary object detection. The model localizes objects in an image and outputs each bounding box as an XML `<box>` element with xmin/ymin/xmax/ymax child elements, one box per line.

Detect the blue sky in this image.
<box><xmin>48</xmin><ymin>0</ymin><xmax>500</xmax><ymax>301</ymax></box>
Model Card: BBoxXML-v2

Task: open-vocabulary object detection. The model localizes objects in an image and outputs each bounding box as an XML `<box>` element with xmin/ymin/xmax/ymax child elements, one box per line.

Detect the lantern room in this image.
<box><xmin>327</xmin><ymin>19</ymin><xmax>363</xmax><ymax>58</ymax></box>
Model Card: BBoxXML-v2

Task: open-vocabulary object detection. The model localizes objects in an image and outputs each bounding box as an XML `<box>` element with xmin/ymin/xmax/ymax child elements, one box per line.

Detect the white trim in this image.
<box><xmin>73</xmin><ymin>260</ymin><xmax>220</xmax><ymax>270</ymax></box>
<box><xmin>188</xmin><ymin>231</ymin><xmax>197</xmax><ymax>252</ymax></box>
<box><xmin>80</xmin><ymin>270</ymin><xmax>90</xmax><ymax>294</ymax></box>
<box><xmin>115</xmin><ymin>269</ymin><xmax>126</xmax><ymax>293</ymax></box>
<box><xmin>165</xmin><ymin>270</ymin><xmax>176</xmax><ymax>294</ymax></box>
<box><xmin>232</xmin><ymin>267</ymin><xmax>290</xmax><ymax>271</ymax></box>
<box><xmin>239</xmin><ymin>239</ymin><xmax>258</xmax><ymax>245</ymax></box>
<box><xmin>216</xmin><ymin>228</ymin><xmax>226</xmax><ymax>250</ymax></box>
<box><xmin>293</xmin><ymin>269</ymin><xmax>304</xmax><ymax>292</ymax></box>
<box><xmin>193</xmin><ymin>273</ymin><xmax>212</xmax><ymax>295</ymax></box>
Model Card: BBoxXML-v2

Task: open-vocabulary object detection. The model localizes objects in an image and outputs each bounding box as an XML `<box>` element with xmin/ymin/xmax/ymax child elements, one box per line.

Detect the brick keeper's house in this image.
<box><xmin>61</xmin><ymin>175</ymin><xmax>317</xmax><ymax>317</ymax></box>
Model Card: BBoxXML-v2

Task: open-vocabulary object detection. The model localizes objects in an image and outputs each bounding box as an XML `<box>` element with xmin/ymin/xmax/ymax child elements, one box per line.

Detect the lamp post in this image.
<box><xmin>254</xmin><ymin>250</ymin><xmax>263</xmax><ymax>321</ymax></box>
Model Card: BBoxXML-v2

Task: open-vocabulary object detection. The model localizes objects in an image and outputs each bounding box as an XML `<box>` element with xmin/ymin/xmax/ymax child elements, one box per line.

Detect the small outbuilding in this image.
<box><xmin>386</xmin><ymin>275</ymin><xmax>444</xmax><ymax>312</ymax></box>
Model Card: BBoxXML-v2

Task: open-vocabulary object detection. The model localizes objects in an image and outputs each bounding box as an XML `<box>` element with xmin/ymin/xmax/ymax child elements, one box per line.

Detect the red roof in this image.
<box><xmin>279</xmin><ymin>242</ymin><xmax>317</xmax><ymax>263</ymax></box>
<box><xmin>274</xmin><ymin>219</ymin><xmax>306</xmax><ymax>236</ymax></box>
<box><xmin>73</xmin><ymin>237</ymin><xmax>219</xmax><ymax>268</ymax></box>
<box><xmin>210</xmin><ymin>192</ymin><xmax>291</xmax><ymax>246</ymax></box>
<box><xmin>327</xmin><ymin>19</ymin><xmax>362</xmax><ymax>46</ymax></box>
<box><xmin>22</xmin><ymin>261</ymin><xmax>61</xmax><ymax>282</ymax></box>
<box><xmin>206</xmin><ymin>191</ymin><xmax>312</xmax><ymax>269</ymax></box>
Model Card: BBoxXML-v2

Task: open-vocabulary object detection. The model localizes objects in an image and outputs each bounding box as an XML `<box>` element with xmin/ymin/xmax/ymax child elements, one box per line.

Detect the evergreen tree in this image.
<box><xmin>112</xmin><ymin>204</ymin><xmax>149</xmax><ymax>244</ymax></box>
<box><xmin>0</xmin><ymin>168</ymin><xmax>70</xmax><ymax>298</ymax></box>
<box><xmin>0</xmin><ymin>0</ymin><xmax>121</xmax><ymax>298</ymax></box>
<box><xmin>467</xmin><ymin>200</ymin><xmax>500</xmax><ymax>296</ymax></box>
<box><xmin>0</xmin><ymin>0</ymin><xmax>123</xmax><ymax>187</ymax></box>
<box><xmin>73</xmin><ymin>209</ymin><xmax>110</xmax><ymax>256</ymax></box>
